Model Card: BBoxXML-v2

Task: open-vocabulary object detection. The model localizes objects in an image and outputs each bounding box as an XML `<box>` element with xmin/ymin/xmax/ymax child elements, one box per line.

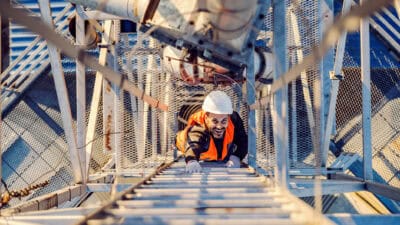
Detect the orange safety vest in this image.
<box><xmin>176</xmin><ymin>110</ymin><xmax>235</xmax><ymax>161</ymax></box>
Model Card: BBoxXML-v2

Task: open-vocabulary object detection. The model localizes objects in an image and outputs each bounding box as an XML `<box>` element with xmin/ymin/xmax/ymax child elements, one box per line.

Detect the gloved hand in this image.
<box><xmin>225</xmin><ymin>155</ymin><xmax>241</xmax><ymax>168</ymax></box>
<box><xmin>185</xmin><ymin>160</ymin><xmax>202</xmax><ymax>173</ymax></box>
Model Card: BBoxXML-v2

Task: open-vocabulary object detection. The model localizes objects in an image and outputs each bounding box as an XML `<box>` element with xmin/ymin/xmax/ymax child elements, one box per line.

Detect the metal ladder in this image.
<box><xmin>0</xmin><ymin>158</ymin><xmax>336</xmax><ymax>225</ymax></box>
<box><xmin>75</xmin><ymin>159</ymin><xmax>335</xmax><ymax>225</ymax></box>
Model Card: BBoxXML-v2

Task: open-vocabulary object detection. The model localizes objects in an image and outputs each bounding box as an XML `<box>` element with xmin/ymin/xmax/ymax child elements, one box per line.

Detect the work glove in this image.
<box><xmin>225</xmin><ymin>155</ymin><xmax>241</xmax><ymax>168</ymax></box>
<box><xmin>185</xmin><ymin>160</ymin><xmax>202</xmax><ymax>173</ymax></box>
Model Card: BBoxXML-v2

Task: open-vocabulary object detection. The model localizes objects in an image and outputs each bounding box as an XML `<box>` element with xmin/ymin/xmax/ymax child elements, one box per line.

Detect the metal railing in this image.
<box><xmin>0</xmin><ymin>3</ymin><xmax>74</xmax><ymax>114</ymax></box>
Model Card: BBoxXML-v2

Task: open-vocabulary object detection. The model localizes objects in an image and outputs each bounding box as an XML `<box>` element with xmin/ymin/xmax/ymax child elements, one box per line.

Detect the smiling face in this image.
<box><xmin>205</xmin><ymin>112</ymin><xmax>229</xmax><ymax>139</ymax></box>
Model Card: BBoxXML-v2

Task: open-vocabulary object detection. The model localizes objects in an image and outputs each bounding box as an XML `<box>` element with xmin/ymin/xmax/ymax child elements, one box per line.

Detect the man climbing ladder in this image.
<box><xmin>176</xmin><ymin>91</ymin><xmax>248</xmax><ymax>173</ymax></box>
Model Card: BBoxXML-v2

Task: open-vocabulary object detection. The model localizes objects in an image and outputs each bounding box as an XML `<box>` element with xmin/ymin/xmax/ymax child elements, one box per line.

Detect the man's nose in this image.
<box><xmin>216</xmin><ymin>123</ymin><xmax>223</xmax><ymax>128</ymax></box>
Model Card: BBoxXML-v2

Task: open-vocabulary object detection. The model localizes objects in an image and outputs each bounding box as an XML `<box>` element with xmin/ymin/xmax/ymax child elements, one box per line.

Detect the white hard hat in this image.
<box><xmin>202</xmin><ymin>91</ymin><xmax>233</xmax><ymax>114</ymax></box>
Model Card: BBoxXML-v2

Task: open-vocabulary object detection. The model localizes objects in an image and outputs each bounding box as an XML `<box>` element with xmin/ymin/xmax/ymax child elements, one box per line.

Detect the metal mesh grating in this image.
<box><xmin>334</xmin><ymin>31</ymin><xmax>400</xmax><ymax>188</ymax></box>
<box><xmin>115</xmin><ymin>30</ymin><xmax>250</xmax><ymax>172</ymax></box>
<box><xmin>255</xmin><ymin>4</ymin><xmax>275</xmax><ymax>170</ymax></box>
<box><xmin>286</xmin><ymin>0</ymin><xmax>321</xmax><ymax>169</ymax></box>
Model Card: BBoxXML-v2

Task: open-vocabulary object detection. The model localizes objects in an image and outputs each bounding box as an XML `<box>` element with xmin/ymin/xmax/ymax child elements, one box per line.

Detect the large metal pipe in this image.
<box><xmin>205</xmin><ymin>0</ymin><xmax>258</xmax><ymax>41</ymax></box>
<box><xmin>162</xmin><ymin>45</ymin><xmax>273</xmax><ymax>86</ymax></box>
<box><xmin>68</xmin><ymin>0</ymin><xmax>150</xmax><ymax>22</ymax></box>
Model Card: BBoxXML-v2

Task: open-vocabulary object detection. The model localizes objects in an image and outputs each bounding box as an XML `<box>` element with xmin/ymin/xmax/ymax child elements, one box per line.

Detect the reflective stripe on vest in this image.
<box><xmin>176</xmin><ymin>110</ymin><xmax>234</xmax><ymax>161</ymax></box>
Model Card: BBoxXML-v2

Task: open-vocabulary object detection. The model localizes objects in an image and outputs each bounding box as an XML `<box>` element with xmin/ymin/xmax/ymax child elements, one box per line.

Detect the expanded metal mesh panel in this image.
<box><xmin>287</xmin><ymin>0</ymin><xmax>321</xmax><ymax>169</ymax></box>
<box><xmin>114</xmin><ymin>33</ymin><xmax>169</xmax><ymax>173</ymax></box>
<box><xmin>115</xmin><ymin>31</ymin><xmax>249</xmax><ymax>172</ymax></box>
<box><xmin>1</xmin><ymin>77</ymin><xmax>72</xmax><ymax>207</ymax></box>
<box><xmin>255</xmin><ymin>4</ymin><xmax>275</xmax><ymax>170</ymax></box>
<box><xmin>335</xmin><ymin>34</ymin><xmax>400</xmax><ymax>188</ymax></box>
<box><xmin>1</xmin><ymin>69</ymin><xmax>112</xmax><ymax>207</ymax></box>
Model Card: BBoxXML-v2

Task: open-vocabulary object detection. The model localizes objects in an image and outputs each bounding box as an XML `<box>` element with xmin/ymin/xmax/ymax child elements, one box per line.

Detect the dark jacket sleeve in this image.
<box><xmin>184</xmin><ymin>125</ymin><xmax>210</xmax><ymax>163</ymax></box>
<box><xmin>231</xmin><ymin>111</ymin><xmax>248</xmax><ymax>160</ymax></box>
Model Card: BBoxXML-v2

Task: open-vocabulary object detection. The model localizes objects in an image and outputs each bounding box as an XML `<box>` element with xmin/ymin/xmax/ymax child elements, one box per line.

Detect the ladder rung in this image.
<box><xmin>87</xmin><ymin>217</ymin><xmax>298</xmax><ymax>225</ymax></box>
<box><xmin>116</xmin><ymin>199</ymin><xmax>288</xmax><ymax>208</ymax></box>
<box><xmin>126</xmin><ymin>192</ymin><xmax>282</xmax><ymax>200</ymax></box>
<box><xmin>134</xmin><ymin>187</ymin><xmax>273</xmax><ymax>194</ymax></box>
<box><xmin>151</xmin><ymin>176</ymin><xmax>261</xmax><ymax>182</ymax></box>
<box><xmin>146</xmin><ymin>179</ymin><xmax>265</xmax><ymax>185</ymax></box>
<box><xmin>106</xmin><ymin>211</ymin><xmax>291</xmax><ymax>219</ymax></box>
<box><xmin>155</xmin><ymin>174</ymin><xmax>257</xmax><ymax>178</ymax></box>
<box><xmin>105</xmin><ymin>207</ymin><xmax>293</xmax><ymax>216</ymax></box>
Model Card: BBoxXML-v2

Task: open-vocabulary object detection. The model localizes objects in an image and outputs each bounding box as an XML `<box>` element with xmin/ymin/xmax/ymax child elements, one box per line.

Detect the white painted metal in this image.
<box><xmin>272</xmin><ymin>0</ymin><xmax>289</xmax><ymax>189</ymax></box>
<box><xmin>361</xmin><ymin>0</ymin><xmax>373</xmax><ymax>181</ymax></box>
<box><xmin>381</xmin><ymin>8</ymin><xmax>400</xmax><ymax>27</ymax></box>
<box><xmin>38</xmin><ymin>0</ymin><xmax>82</xmax><ymax>183</ymax></box>
<box><xmin>85</xmin><ymin>21</ymin><xmax>113</xmax><ymax>178</ymax></box>
<box><xmin>79</xmin><ymin>10</ymin><xmax>126</xmax><ymax>20</ymax></box>
<box><xmin>289</xmin><ymin>8</ymin><xmax>316</xmax><ymax>165</ymax></box>
<box><xmin>103</xmin><ymin>77</ymin><xmax>115</xmax><ymax>154</ymax></box>
<box><xmin>320</xmin><ymin>0</ymin><xmax>334</xmax><ymax>168</ymax></box>
<box><xmin>77</xmin><ymin>159</ymin><xmax>336</xmax><ymax>225</ymax></box>
<box><xmin>0</xmin><ymin>4</ymin><xmax>73</xmax><ymax>81</ymax></box>
<box><xmin>2</xmin><ymin>41</ymin><xmax>48</xmax><ymax>86</ymax></box>
<box><xmin>290</xmin><ymin>179</ymin><xmax>365</xmax><ymax>197</ymax></box>
<box><xmin>76</xmin><ymin>5</ymin><xmax>86</xmax><ymax>182</ymax></box>
<box><xmin>322</xmin><ymin>0</ymin><xmax>352</xmax><ymax>165</ymax></box>
<box><xmin>112</xmin><ymin>20</ymin><xmax>122</xmax><ymax>174</ymax></box>
<box><xmin>373</xmin><ymin>12</ymin><xmax>400</xmax><ymax>39</ymax></box>
<box><xmin>247</xmin><ymin>51</ymin><xmax>257</xmax><ymax>167</ymax></box>
<box><xmin>68</xmin><ymin>0</ymin><xmax>151</xmax><ymax>22</ymax></box>
<box><xmin>369</xmin><ymin>18</ymin><xmax>400</xmax><ymax>53</ymax></box>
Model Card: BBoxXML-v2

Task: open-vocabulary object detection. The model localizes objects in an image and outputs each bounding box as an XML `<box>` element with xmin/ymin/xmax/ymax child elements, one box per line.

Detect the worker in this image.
<box><xmin>176</xmin><ymin>90</ymin><xmax>248</xmax><ymax>173</ymax></box>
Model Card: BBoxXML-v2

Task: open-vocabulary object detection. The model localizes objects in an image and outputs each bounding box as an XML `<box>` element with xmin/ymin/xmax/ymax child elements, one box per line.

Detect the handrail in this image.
<box><xmin>0</xmin><ymin>3</ymin><xmax>73</xmax><ymax>82</ymax></box>
<box><xmin>2</xmin><ymin>15</ymin><xmax>73</xmax><ymax>87</ymax></box>
<box><xmin>373</xmin><ymin>10</ymin><xmax>400</xmax><ymax>40</ymax></box>
<box><xmin>369</xmin><ymin>18</ymin><xmax>400</xmax><ymax>54</ymax></box>
<box><xmin>382</xmin><ymin>7</ymin><xmax>400</xmax><ymax>27</ymax></box>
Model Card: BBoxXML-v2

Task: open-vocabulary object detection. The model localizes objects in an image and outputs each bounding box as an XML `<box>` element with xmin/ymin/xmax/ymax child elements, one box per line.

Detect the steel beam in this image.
<box><xmin>361</xmin><ymin>0</ymin><xmax>373</xmax><ymax>181</ymax></box>
<box><xmin>365</xmin><ymin>181</ymin><xmax>400</xmax><ymax>201</ymax></box>
<box><xmin>247</xmin><ymin>48</ymin><xmax>257</xmax><ymax>168</ymax></box>
<box><xmin>272</xmin><ymin>0</ymin><xmax>288</xmax><ymax>188</ymax></box>
<box><xmin>329</xmin><ymin>214</ymin><xmax>400</xmax><ymax>225</ymax></box>
<box><xmin>289</xmin><ymin>178</ymin><xmax>365</xmax><ymax>197</ymax></box>
<box><xmin>322</xmin><ymin>0</ymin><xmax>352</xmax><ymax>164</ymax></box>
<box><xmin>38</xmin><ymin>0</ymin><xmax>82</xmax><ymax>183</ymax></box>
<box><xmin>112</xmin><ymin>20</ymin><xmax>122</xmax><ymax>172</ymax></box>
<box><xmin>86</xmin><ymin>183</ymin><xmax>133</xmax><ymax>193</ymax></box>
<box><xmin>320</xmin><ymin>0</ymin><xmax>334</xmax><ymax>167</ymax></box>
<box><xmin>76</xmin><ymin>6</ymin><xmax>86</xmax><ymax>182</ymax></box>
<box><xmin>85</xmin><ymin>21</ymin><xmax>113</xmax><ymax>179</ymax></box>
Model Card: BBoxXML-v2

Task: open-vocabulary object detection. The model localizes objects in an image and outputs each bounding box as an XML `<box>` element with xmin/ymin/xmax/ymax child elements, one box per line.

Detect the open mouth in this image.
<box><xmin>213</xmin><ymin>128</ymin><xmax>225</xmax><ymax>137</ymax></box>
